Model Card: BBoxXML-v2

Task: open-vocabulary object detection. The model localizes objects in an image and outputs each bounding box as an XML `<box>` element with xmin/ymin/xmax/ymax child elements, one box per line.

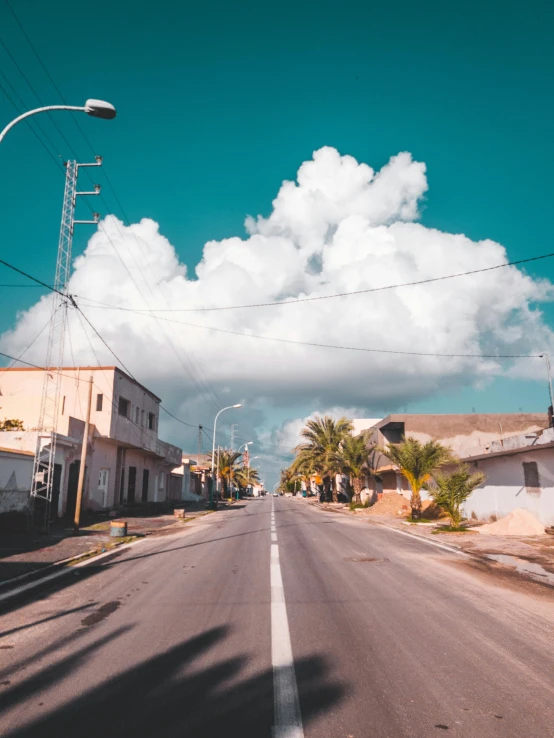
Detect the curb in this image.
<box><xmin>0</xmin><ymin>511</ymin><xmax>217</xmax><ymax>605</ymax></box>
<box><xmin>311</xmin><ymin>500</ymin><xmax>472</xmax><ymax>558</ymax></box>
<box><xmin>371</xmin><ymin>521</ymin><xmax>472</xmax><ymax>558</ymax></box>
<box><xmin>0</xmin><ymin>537</ymin><xmax>147</xmax><ymax>604</ymax></box>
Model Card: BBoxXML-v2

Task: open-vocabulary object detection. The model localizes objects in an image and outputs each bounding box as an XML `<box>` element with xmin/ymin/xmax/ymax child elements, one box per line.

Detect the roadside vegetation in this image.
<box><xmin>208</xmin><ymin>449</ymin><xmax>261</xmax><ymax>499</ymax></box>
<box><xmin>378</xmin><ymin>438</ymin><xmax>454</xmax><ymax>520</ymax></box>
<box><xmin>426</xmin><ymin>464</ymin><xmax>486</xmax><ymax>531</ymax></box>
<box><xmin>281</xmin><ymin>417</ymin><xmax>484</xmax><ymax>525</ymax></box>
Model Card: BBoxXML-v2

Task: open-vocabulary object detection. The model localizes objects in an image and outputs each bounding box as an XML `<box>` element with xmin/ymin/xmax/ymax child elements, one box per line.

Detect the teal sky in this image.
<box><xmin>1</xmin><ymin>0</ymin><xmax>554</xmax><ymax>448</ymax></box>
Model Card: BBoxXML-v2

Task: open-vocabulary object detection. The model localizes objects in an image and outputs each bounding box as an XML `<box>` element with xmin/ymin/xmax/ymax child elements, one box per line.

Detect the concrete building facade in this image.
<box><xmin>459</xmin><ymin>427</ymin><xmax>554</xmax><ymax>526</ymax></box>
<box><xmin>363</xmin><ymin>413</ymin><xmax>549</xmax><ymax>496</ymax></box>
<box><xmin>0</xmin><ymin>366</ymin><xmax>182</xmax><ymax>519</ymax></box>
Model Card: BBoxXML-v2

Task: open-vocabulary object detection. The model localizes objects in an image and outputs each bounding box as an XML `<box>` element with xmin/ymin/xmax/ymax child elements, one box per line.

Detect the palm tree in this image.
<box><xmin>427</xmin><ymin>464</ymin><xmax>485</xmax><ymax>528</ymax></box>
<box><xmin>208</xmin><ymin>449</ymin><xmax>243</xmax><ymax>499</ymax></box>
<box><xmin>294</xmin><ymin>416</ymin><xmax>353</xmax><ymax>502</ymax></box>
<box><xmin>335</xmin><ymin>432</ymin><xmax>374</xmax><ymax>504</ymax></box>
<box><xmin>290</xmin><ymin>454</ymin><xmax>317</xmax><ymax>496</ymax></box>
<box><xmin>277</xmin><ymin>466</ymin><xmax>292</xmax><ymax>494</ymax></box>
<box><xmin>235</xmin><ymin>466</ymin><xmax>261</xmax><ymax>496</ymax></box>
<box><xmin>379</xmin><ymin>437</ymin><xmax>454</xmax><ymax>519</ymax></box>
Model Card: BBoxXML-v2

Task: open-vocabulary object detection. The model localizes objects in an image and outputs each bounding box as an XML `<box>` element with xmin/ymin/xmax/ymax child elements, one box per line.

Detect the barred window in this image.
<box><xmin>523</xmin><ymin>461</ymin><xmax>541</xmax><ymax>496</ymax></box>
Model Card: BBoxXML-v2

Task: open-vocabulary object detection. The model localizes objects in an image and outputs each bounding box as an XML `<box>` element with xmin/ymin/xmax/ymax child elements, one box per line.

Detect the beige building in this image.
<box><xmin>0</xmin><ymin>366</ymin><xmax>182</xmax><ymax>520</ymax></box>
<box><xmin>171</xmin><ymin>453</ymin><xmax>212</xmax><ymax>502</ymax></box>
<box><xmin>359</xmin><ymin>413</ymin><xmax>549</xmax><ymax>497</ymax></box>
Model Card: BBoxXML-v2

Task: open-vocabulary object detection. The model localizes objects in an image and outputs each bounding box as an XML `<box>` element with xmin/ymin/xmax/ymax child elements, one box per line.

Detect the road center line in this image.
<box><xmin>271</xmin><ymin>499</ymin><xmax>304</xmax><ymax>738</ymax></box>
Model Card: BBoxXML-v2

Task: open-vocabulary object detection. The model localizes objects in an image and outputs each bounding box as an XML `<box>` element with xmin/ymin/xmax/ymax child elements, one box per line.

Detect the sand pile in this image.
<box><xmin>477</xmin><ymin>508</ymin><xmax>546</xmax><ymax>536</ymax></box>
<box><xmin>421</xmin><ymin>499</ymin><xmax>448</xmax><ymax>519</ymax></box>
<box><xmin>366</xmin><ymin>492</ymin><xmax>410</xmax><ymax>516</ymax></box>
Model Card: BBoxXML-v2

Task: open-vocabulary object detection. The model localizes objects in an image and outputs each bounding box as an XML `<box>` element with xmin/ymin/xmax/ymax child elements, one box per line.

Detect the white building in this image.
<box><xmin>0</xmin><ymin>446</ymin><xmax>34</xmax><ymax>527</ymax></box>
<box><xmin>459</xmin><ymin>427</ymin><xmax>554</xmax><ymax>526</ymax></box>
<box><xmin>0</xmin><ymin>366</ymin><xmax>182</xmax><ymax>520</ymax></box>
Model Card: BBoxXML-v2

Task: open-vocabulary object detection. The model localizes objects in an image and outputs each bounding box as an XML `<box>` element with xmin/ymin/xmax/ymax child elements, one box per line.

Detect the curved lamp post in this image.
<box><xmin>0</xmin><ymin>99</ymin><xmax>117</xmax><ymax>144</ymax></box>
<box><xmin>210</xmin><ymin>403</ymin><xmax>242</xmax><ymax>508</ymax></box>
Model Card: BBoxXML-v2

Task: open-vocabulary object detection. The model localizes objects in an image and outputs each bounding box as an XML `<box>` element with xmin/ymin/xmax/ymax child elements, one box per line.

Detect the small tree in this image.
<box><xmin>335</xmin><ymin>433</ymin><xmax>374</xmax><ymax>504</ymax></box>
<box><xmin>294</xmin><ymin>415</ymin><xmax>353</xmax><ymax>501</ymax></box>
<box><xmin>379</xmin><ymin>437</ymin><xmax>454</xmax><ymax>519</ymax></box>
<box><xmin>0</xmin><ymin>418</ymin><xmax>24</xmax><ymax>431</ymax></box>
<box><xmin>208</xmin><ymin>449</ymin><xmax>243</xmax><ymax>498</ymax></box>
<box><xmin>427</xmin><ymin>465</ymin><xmax>485</xmax><ymax>529</ymax></box>
<box><xmin>235</xmin><ymin>466</ymin><xmax>261</xmax><ymax>495</ymax></box>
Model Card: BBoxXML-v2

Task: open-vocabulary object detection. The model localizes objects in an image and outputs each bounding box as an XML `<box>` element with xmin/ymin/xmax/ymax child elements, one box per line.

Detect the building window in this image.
<box><xmin>96</xmin><ymin>394</ymin><xmax>103</xmax><ymax>412</ymax></box>
<box><xmin>159</xmin><ymin>471</ymin><xmax>165</xmax><ymax>490</ymax></box>
<box><xmin>118</xmin><ymin>396</ymin><xmax>130</xmax><ymax>418</ymax></box>
<box><xmin>61</xmin><ymin>396</ymin><xmax>66</xmax><ymax>415</ymax></box>
<box><xmin>148</xmin><ymin>412</ymin><xmax>155</xmax><ymax>430</ymax></box>
<box><xmin>135</xmin><ymin>406</ymin><xmax>140</xmax><ymax>424</ymax></box>
<box><xmin>523</xmin><ymin>461</ymin><xmax>541</xmax><ymax>496</ymax></box>
<box><xmin>141</xmin><ymin>410</ymin><xmax>145</xmax><ymax>426</ymax></box>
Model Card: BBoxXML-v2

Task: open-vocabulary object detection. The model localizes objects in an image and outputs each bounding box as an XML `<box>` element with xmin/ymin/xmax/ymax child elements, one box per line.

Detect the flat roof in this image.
<box><xmin>0</xmin><ymin>446</ymin><xmax>34</xmax><ymax>457</ymax></box>
<box><xmin>0</xmin><ymin>365</ymin><xmax>162</xmax><ymax>403</ymax></box>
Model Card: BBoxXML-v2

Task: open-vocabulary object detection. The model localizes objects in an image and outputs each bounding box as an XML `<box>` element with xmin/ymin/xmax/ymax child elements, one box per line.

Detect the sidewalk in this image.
<box><xmin>305</xmin><ymin>497</ymin><xmax>554</xmax><ymax>583</ymax></box>
<box><xmin>0</xmin><ymin>504</ymin><xmax>210</xmax><ymax>585</ymax></box>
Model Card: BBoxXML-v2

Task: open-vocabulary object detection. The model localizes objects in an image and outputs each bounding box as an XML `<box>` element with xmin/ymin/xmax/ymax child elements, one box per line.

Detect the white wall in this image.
<box><xmin>0</xmin><ymin>450</ymin><xmax>33</xmax><ymax>514</ymax></box>
<box><xmin>463</xmin><ymin>448</ymin><xmax>554</xmax><ymax>526</ymax></box>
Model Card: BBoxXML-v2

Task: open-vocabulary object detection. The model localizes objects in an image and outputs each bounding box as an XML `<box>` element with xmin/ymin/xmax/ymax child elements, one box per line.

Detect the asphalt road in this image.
<box><xmin>1</xmin><ymin>498</ymin><xmax>553</xmax><ymax>737</ymax></box>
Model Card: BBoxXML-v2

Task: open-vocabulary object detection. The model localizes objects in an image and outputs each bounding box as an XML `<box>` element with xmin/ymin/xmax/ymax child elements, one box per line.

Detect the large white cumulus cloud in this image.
<box><xmin>3</xmin><ymin>146</ymin><xmax>553</xmax><ymax>436</ymax></box>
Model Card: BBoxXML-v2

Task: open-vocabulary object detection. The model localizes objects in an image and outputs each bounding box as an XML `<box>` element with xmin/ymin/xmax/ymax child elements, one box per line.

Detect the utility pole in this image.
<box><xmin>540</xmin><ymin>353</ymin><xmax>554</xmax><ymax>425</ymax></box>
<box><xmin>74</xmin><ymin>376</ymin><xmax>93</xmax><ymax>532</ymax></box>
<box><xmin>198</xmin><ymin>425</ymin><xmax>203</xmax><ymax>461</ymax></box>
<box><xmin>30</xmin><ymin>158</ymin><xmax>102</xmax><ymax>531</ymax></box>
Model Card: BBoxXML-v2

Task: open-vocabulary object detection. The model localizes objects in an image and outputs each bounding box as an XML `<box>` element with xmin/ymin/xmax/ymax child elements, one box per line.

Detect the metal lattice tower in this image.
<box><xmin>31</xmin><ymin>158</ymin><xmax>103</xmax><ymax>528</ymax></box>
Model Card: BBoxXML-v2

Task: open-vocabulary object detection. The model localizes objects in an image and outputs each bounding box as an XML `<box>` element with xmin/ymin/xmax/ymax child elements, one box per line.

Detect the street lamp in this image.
<box><xmin>210</xmin><ymin>403</ymin><xmax>242</xmax><ymax>509</ymax></box>
<box><xmin>0</xmin><ymin>99</ymin><xmax>117</xmax><ymax>144</ymax></box>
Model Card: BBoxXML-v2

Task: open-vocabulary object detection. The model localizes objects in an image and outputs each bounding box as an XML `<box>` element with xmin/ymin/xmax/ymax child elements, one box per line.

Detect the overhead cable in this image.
<box><xmin>76</xmin><ymin>251</ymin><xmax>554</xmax><ymax>313</ymax></box>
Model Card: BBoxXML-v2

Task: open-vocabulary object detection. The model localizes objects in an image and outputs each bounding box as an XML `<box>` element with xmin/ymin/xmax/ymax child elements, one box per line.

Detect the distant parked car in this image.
<box><xmin>273</xmin><ymin>492</ymin><xmax>279</xmax><ymax>497</ymax></box>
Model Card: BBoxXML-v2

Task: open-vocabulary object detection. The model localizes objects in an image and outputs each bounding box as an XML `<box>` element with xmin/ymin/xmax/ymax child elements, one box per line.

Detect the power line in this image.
<box><xmin>79</xmin><ymin>302</ymin><xmax>543</xmax><ymax>359</ymax></box>
<box><xmin>0</xmin><ymin>258</ymin><xmax>62</xmax><ymax>295</ymax></box>
<box><xmin>0</xmin><ymin>310</ymin><xmax>55</xmax><ymax>380</ymax></box>
<box><xmin>3</xmin><ymin>0</ymin><xmax>94</xmax><ymax>146</ymax></box>
<box><xmin>0</xmin><ymin>76</ymin><xmax>64</xmax><ymax>171</ymax></box>
<box><xmin>0</xmin><ymin>34</ymin><xmax>81</xmax><ymax>158</ymax></box>
<box><xmin>75</xmin><ymin>249</ymin><xmax>554</xmax><ymax>314</ymax></box>
<box><xmin>0</xmin><ymin>256</ymin><xmax>544</xmax><ymax>359</ymax></box>
<box><xmin>70</xmin><ymin>298</ymin><xmax>136</xmax><ymax>378</ymax></box>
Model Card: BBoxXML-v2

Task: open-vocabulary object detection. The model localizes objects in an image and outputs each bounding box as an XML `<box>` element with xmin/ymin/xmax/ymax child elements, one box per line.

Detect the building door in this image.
<box><xmin>50</xmin><ymin>464</ymin><xmax>63</xmax><ymax>520</ymax></box>
<box><xmin>127</xmin><ymin>466</ymin><xmax>137</xmax><ymax>504</ymax></box>
<box><xmin>66</xmin><ymin>460</ymin><xmax>81</xmax><ymax>519</ymax></box>
<box><xmin>98</xmin><ymin>469</ymin><xmax>110</xmax><ymax>508</ymax></box>
<box><xmin>116</xmin><ymin>447</ymin><xmax>126</xmax><ymax>505</ymax></box>
<box><xmin>142</xmin><ymin>469</ymin><xmax>149</xmax><ymax>503</ymax></box>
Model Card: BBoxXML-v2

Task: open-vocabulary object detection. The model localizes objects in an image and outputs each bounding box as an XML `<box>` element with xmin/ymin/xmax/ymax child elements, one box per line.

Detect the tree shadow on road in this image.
<box><xmin>2</xmin><ymin>625</ymin><xmax>345</xmax><ymax>738</ymax></box>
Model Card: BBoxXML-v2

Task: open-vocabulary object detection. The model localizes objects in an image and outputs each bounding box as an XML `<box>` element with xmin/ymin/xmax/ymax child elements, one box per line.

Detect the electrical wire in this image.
<box><xmin>76</xmin><ymin>249</ymin><xmax>554</xmax><ymax>314</ymax></box>
<box><xmin>73</xmin><ymin>307</ymin><xmax>153</xmax><ymax>448</ymax></box>
<box><xmin>0</xmin><ymin>257</ymin><xmax>61</xmax><ymax>295</ymax></box>
<box><xmin>70</xmin><ymin>298</ymin><xmax>136</xmax><ymax>378</ymax></box>
<box><xmin>2</xmin><ymin>0</ymin><xmax>96</xmax><ymax>155</ymax></box>
<box><xmin>0</xmin><ymin>77</ymin><xmax>64</xmax><ymax>171</ymax></box>
<box><xmin>0</xmin><ymin>256</ymin><xmax>544</xmax><ymax>358</ymax></box>
<box><xmin>0</xmin><ymin>34</ymin><xmax>80</xmax><ymax>158</ymax></box>
<box><xmin>0</xmin><ymin>310</ymin><xmax>56</xmax><ymax>380</ymax></box>
<box><xmin>78</xmin><ymin>302</ymin><xmax>543</xmax><ymax>359</ymax></box>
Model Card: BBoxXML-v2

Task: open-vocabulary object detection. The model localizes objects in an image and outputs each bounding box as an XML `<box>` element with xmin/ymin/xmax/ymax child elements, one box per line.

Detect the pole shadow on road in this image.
<box><xmin>1</xmin><ymin>625</ymin><xmax>346</xmax><ymax>738</ymax></box>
